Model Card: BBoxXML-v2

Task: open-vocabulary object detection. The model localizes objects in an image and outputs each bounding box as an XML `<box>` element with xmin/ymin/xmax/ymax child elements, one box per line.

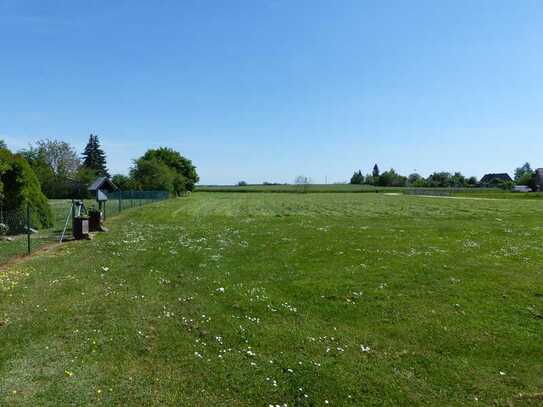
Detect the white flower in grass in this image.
<box><xmin>360</xmin><ymin>345</ymin><xmax>371</xmax><ymax>352</ymax></box>
<box><xmin>101</xmin><ymin>266</ymin><xmax>109</xmax><ymax>272</ymax></box>
<box><xmin>216</xmin><ymin>287</ymin><xmax>225</xmax><ymax>293</ymax></box>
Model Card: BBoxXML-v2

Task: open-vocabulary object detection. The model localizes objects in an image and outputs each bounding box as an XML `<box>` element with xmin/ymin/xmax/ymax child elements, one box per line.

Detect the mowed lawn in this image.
<box><xmin>1</xmin><ymin>193</ymin><xmax>542</xmax><ymax>405</ymax></box>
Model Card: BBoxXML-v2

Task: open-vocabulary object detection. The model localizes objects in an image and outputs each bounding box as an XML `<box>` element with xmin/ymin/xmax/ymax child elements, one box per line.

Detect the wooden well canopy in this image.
<box><xmin>88</xmin><ymin>177</ymin><xmax>118</xmax><ymax>202</ymax></box>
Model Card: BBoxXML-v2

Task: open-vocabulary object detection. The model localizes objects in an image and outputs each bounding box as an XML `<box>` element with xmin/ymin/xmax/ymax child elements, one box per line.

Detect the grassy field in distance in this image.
<box><xmin>196</xmin><ymin>183</ymin><xmax>385</xmax><ymax>193</ymax></box>
<box><xmin>197</xmin><ymin>183</ymin><xmax>543</xmax><ymax>200</ymax></box>
<box><xmin>1</xmin><ymin>192</ymin><xmax>542</xmax><ymax>405</ymax></box>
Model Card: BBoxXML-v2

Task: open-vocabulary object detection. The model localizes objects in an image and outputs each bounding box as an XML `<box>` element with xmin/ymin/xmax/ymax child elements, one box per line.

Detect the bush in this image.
<box><xmin>0</xmin><ymin>149</ymin><xmax>52</xmax><ymax>232</ymax></box>
<box><xmin>497</xmin><ymin>180</ymin><xmax>514</xmax><ymax>191</ymax></box>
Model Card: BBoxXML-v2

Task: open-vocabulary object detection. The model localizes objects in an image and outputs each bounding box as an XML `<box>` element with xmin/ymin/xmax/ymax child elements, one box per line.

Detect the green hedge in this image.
<box><xmin>0</xmin><ymin>149</ymin><xmax>52</xmax><ymax>232</ymax></box>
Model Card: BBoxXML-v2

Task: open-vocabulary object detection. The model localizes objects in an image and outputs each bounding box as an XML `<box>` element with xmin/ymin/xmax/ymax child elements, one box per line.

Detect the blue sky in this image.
<box><xmin>1</xmin><ymin>0</ymin><xmax>542</xmax><ymax>184</ymax></box>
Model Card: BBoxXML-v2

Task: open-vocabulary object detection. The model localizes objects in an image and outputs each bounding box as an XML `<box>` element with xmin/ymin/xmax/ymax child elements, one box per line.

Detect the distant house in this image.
<box><xmin>479</xmin><ymin>173</ymin><xmax>512</xmax><ymax>187</ymax></box>
<box><xmin>535</xmin><ymin>168</ymin><xmax>543</xmax><ymax>191</ymax></box>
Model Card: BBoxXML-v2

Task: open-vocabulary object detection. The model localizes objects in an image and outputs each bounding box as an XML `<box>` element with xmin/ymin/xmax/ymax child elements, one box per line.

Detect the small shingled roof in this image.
<box><xmin>88</xmin><ymin>177</ymin><xmax>118</xmax><ymax>192</ymax></box>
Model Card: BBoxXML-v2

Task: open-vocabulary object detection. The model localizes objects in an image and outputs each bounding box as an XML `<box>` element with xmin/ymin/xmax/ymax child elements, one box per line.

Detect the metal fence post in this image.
<box><xmin>27</xmin><ymin>204</ymin><xmax>31</xmax><ymax>255</ymax></box>
<box><xmin>118</xmin><ymin>190</ymin><xmax>122</xmax><ymax>213</ymax></box>
<box><xmin>71</xmin><ymin>198</ymin><xmax>75</xmax><ymax>228</ymax></box>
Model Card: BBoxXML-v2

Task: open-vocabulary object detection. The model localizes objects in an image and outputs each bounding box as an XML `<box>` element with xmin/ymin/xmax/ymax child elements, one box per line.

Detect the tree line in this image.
<box><xmin>350</xmin><ymin>163</ymin><xmax>538</xmax><ymax>189</ymax></box>
<box><xmin>15</xmin><ymin>134</ymin><xmax>199</xmax><ymax>198</ymax></box>
<box><xmin>0</xmin><ymin>135</ymin><xmax>198</xmax><ymax>232</ymax></box>
<box><xmin>350</xmin><ymin>164</ymin><xmax>478</xmax><ymax>188</ymax></box>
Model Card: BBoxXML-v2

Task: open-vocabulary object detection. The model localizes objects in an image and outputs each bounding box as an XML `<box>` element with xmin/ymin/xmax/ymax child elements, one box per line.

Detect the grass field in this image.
<box><xmin>1</xmin><ymin>193</ymin><xmax>542</xmax><ymax>405</ymax></box>
<box><xmin>197</xmin><ymin>184</ymin><xmax>424</xmax><ymax>193</ymax></box>
<box><xmin>197</xmin><ymin>183</ymin><xmax>386</xmax><ymax>193</ymax></box>
<box><xmin>197</xmin><ymin>184</ymin><xmax>543</xmax><ymax>200</ymax></box>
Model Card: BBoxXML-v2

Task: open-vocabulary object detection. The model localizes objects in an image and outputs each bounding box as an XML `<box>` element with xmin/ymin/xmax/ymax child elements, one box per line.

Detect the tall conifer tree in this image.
<box><xmin>372</xmin><ymin>164</ymin><xmax>380</xmax><ymax>178</ymax></box>
<box><xmin>82</xmin><ymin>134</ymin><xmax>109</xmax><ymax>177</ymax></box>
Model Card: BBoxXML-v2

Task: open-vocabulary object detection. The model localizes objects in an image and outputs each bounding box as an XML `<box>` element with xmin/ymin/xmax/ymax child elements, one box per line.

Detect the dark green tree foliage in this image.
<box><xmin>19</xmin><ymin>147</ymin><xmax>57</xmax><ymax>196</ymax></box>
<box><xmin>425</xmin><ymin>172</ymin><xmax>465</xmax><ymax>188</ymax></box>
<box><xmin>494</xmin><ymin>179</ymin><xmax>514</xmax><ymax>190</ymax></box>
<box><xmin>376</xmin><ymin>169</ymin><xmax>407</xmax><ymax>187</ymax></box>
<box><xmin>137</xmin><ymin>147</ymin><xmax>199</xmax><ymax>194</ymax></box>
<box><xmin>111</xmin><ymin>174</ymin><xmax>138</xmax><ymax>191</ymax></box>
<box><xmin>82</xmin><ymin>134</ymin><xmax>109</xmax><ymax>177</ymax></box>
<box><xmin>74</xmin><ymin>167</ymin><xmax>99</xmax><ymax>189</ymax></box>
<box><xmin>514</xmin><ymin>162</ymin><xmax>532</xmax><ymax>182</ymax></box>
<box><xmin>513</xmin><ymin>162</ymin><xmax>536</xmax><ymax>189</ymax></box>
<box><xmin>372</xmin><ymin>164</ymin><xmax>380</xmax><ymax>178</ymax></box>
<box><xmin>131</xmin><ymin>159</ymin><xmax>176</xmax><ymax>193</ymax></box>
<box><xmin>350</xmin><ymin>170</ymin><xmax>364</xmax><ymax>185</ymax></box>
<box><xmin>0</xmin><ymin>148</ymin><xmax>52</xmax><ymax>231</ymax></box>
<box><xmin>363</xmin><ymin>173</ymin><xmax>374</xmax><ymax>185</ymax></box>
<box><xmin>407</xmin><ymin>173</ymin><xmax>422</xmax><ymax>186</ymax></box>
<box><xmin>515</xmin><ymin>172</ymin><xmax>537</xmax><ymax>190</ymax></box>
<box><xmin>426</xmin><ymin>172</ymin><xmax>453</xmax><ymax>187</ymax></box>
<box><xmin>450</xmin><ymin>172</ymin><xmax>467</xmax><ymax>187</ymax></box>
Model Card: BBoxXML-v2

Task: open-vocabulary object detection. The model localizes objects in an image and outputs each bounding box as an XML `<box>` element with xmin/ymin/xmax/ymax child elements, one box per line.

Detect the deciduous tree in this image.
<box><xmin>138</xmin><ymin>147</ymin><xmax>199</xmax><ymax>194</ymax></box>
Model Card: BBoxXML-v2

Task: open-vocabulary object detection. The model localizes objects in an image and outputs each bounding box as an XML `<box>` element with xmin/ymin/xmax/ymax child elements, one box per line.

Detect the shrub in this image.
<box><xmin>0</xmin><ymin>149</ymin><xmax>52</xmax><ymax>232</ymax></box>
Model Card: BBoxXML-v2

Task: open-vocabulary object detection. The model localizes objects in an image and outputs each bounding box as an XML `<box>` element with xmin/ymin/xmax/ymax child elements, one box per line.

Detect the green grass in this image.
<box><xmin>0</xmin><ymin>199</ymin><xmax>158</xmax><ymax>264</ymax></box>
<box><xmin>452</xmin><ymin>190</ymin><xmax>543</xmax><ymax>200</ymax></box>
<box><xmin>197</xmin><ymin>183</ymin><xmax>386</xmax><ymax>193</ymax></box>
<box><xmin>1</xmin><ymin>193</ymin><xmax>542</xmax><ymax>405</ymax></box>
<box><xmin>197</xmin><ymin>184</ymin><xmax>543</xmax><ymax>199</ymax></box>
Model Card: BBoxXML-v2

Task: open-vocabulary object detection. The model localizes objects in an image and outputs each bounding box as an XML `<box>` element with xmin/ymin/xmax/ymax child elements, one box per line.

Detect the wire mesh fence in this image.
<box><xmin>0</xmin><ymin>206</ymin><xmax>32</xmax><ymax>264</ymax></box>
<box><xmin>0</xmin><ymin>190</ymin><xmax>169</xmax><ymax>265</ymax></box>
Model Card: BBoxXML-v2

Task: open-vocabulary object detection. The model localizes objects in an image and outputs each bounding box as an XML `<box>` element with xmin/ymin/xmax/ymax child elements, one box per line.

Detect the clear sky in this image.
<box><xmin>1</xmin><ymin>1</ymin><xmax>542</xmax><ymax>184</ymax></box>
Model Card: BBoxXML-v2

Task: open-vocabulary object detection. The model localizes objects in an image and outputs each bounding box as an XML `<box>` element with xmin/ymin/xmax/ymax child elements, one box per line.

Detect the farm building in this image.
<box><xmin>479</xmin><ymin>173</ymin><xmax>512</xmax><ymax>186</ymax></box>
